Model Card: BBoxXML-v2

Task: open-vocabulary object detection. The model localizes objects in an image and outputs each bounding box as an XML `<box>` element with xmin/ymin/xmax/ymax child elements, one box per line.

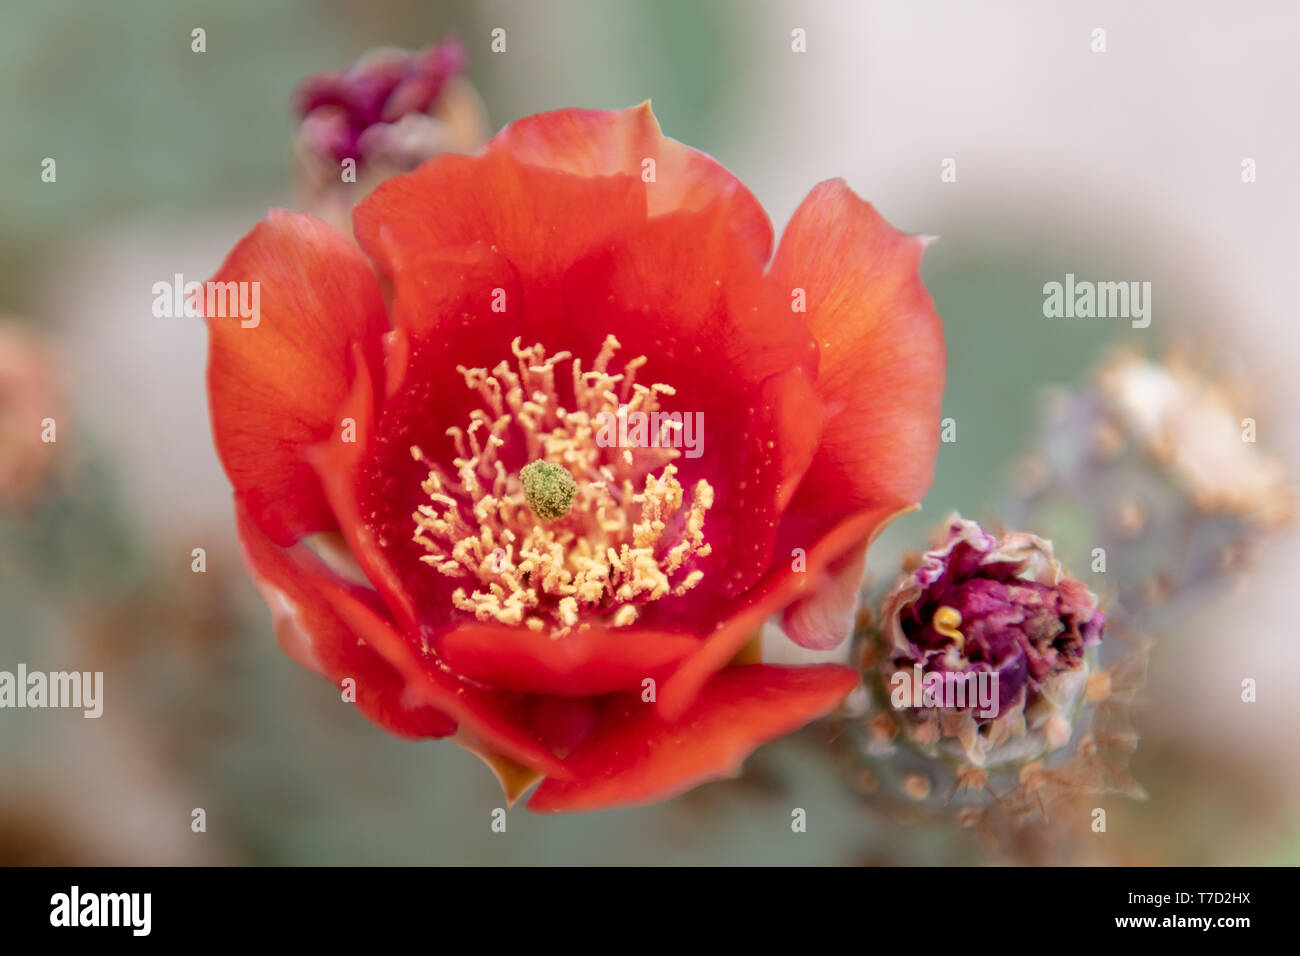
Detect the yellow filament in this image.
<box><xmin>933</xmin><ymin>605</ymin><xmax>964</xmax><ymax>649</ymax></box>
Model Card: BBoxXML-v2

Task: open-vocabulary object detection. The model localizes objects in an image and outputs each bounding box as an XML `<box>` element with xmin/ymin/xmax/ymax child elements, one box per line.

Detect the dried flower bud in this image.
<box><xmin>291</xmin><ymin>39</ymin><xmax>489</xmax><ymax>232</ymax></box>
<box><xmin>840</xmin><ymin>515</ymin><xmax>1146</xmax><ymax>847</ymax></box>
<box><xmin>878</xmin><ymin>515</ymin><xmax>1104</xmax><ymax>767</ymax></box>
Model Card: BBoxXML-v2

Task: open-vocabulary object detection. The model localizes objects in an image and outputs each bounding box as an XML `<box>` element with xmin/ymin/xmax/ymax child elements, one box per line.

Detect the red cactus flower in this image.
<box><xmin>204</xmin><ymin>103</ymin><xmax>945</xmax><ymax>811</ymax></box>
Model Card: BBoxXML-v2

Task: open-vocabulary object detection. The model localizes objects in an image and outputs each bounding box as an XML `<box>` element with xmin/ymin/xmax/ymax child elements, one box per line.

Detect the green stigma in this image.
<box><xmin>519</xmin><ymin>459</ymin><xmax>578</xmax><ymax>522</ymax></box>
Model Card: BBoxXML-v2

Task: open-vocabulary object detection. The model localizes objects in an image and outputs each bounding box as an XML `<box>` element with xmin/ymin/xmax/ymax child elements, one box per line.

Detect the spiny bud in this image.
<box><xmin>520</xmin><ymin>460</ymin><xmax>577</xmax><ymax>522</ymax></box>
<box><xmin>877</xmin><ymin>515</ymin><xmax>1105</xmax><ymax>767</ymax></box>
<box><xmin>841</xmin><ymin>514</ymin><xmax>1147</xmax><ymax>847</ymax></box>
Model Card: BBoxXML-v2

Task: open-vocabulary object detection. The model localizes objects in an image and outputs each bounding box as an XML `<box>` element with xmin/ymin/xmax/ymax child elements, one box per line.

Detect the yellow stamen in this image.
<box><xmin>411</xmin><ymin>336</ymin><xmax>713</xmax><ymax>634</ymax></box>
<box><xmin>933</xmin><ymin>605</ymin><xmax>964</xmax><ymax>649</ymax></box>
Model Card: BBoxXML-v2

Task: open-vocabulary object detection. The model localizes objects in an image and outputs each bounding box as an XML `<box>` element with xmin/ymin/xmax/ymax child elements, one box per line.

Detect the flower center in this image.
<box><xmin>519</xmin><ymin>459</ymin><xmax>578</xmax><ymax>522</ymax></box>
<box><xmin>409</xmin><ymin>335</ymin><xmax>714</xmax><ymax>633</ymax></box>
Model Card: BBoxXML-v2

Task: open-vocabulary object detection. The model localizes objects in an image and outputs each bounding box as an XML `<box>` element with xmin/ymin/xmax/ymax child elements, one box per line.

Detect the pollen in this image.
<box><xmin>933</xmin><ymin>605</ymin><xmax>964</xmax><ymax>649</ymax></box>
<box><xmin>410</xmin><ymin>335</ymin><xmax>713</xmax><ymax>633</ymax></box>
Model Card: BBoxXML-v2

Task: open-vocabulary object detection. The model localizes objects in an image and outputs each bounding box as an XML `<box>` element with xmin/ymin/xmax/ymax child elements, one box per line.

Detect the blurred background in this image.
<box><xmin>1</xmin><ymin>0</ymin><xmax>1297</xmax><ymax>864</ymax></box>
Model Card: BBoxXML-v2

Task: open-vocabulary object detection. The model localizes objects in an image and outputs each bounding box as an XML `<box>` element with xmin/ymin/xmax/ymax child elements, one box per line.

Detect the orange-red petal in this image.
<box><xmin>528</xmin><ymin>664</ymin><xmax>859</xmax><ymax>812</ymax></box>
<box><xmin>779</xmin><ymin>534</ymin><xmax>871</xmax><ymax>651</ymax></box>
<box><xmin>206</xmin><ymin>210</ymin><xmax>388</xmax><ymax>546</ymax></box>
<box><xmin>305</xmin><ymin>351</ymin><xmax>426</xmax><ymax>635</ymax></box>
<box><xmin>435</xmin><ymin>624</ymin><xmax>700</xmax><ymax>697</ymax></box>
<box><xmin>236</xmin><ymin>498</ymin><xmax>571</xmax><ymax>779</ymax></box>
<box><xmin>656</xmin><ymin>505</ymin><xmax>900</xmax><ymax>720</ymax></box>
<box><xmin>769</xmin><ymin>179</ymin><xmax>946</xmax><ymax>517</ymax></box>
<box><xmin>234</xmin><ymin>497</ymin><xmax>455</xmax><ymax>740</ymax></box>
<box><xmin>491</xmin><ymin>102</ymin><xmax>773</xmax><ymax>263</ymax></box>
<box><xmin>353</xmin><ymin>149</ymin><xmax>646</xmax><ymax>317</ymax></box>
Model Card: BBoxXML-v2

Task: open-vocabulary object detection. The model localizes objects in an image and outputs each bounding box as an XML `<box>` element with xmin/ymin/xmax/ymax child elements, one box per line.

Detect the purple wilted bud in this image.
<box><xmin>293</xmin><ymin>40</ymin><xmax>467</xmax><ymax>165</ymax></box>
<box><xmin>291</xmin><ymin>40</ymin><xmax>488</xmax><ymax>231</ymax></box>
<box><xmin>876</xmin><ymin>515</ymin><xmax>1105</xmax><ymax>767</ymax></box>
